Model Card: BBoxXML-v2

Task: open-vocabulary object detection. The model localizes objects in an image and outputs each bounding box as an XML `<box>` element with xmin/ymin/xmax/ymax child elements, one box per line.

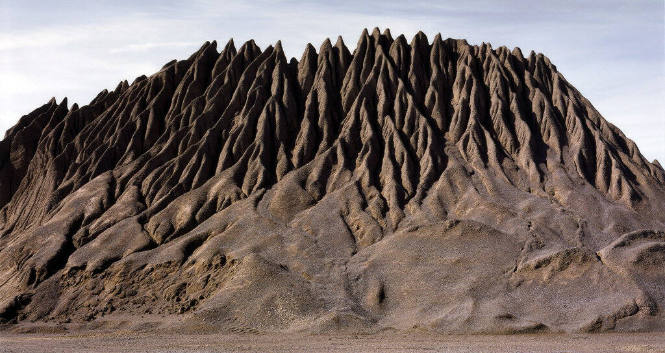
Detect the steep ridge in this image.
<box><xmin>0</xmin><ymin>28</ymin><xmax>664</xmax><ymax>333</ymax></box>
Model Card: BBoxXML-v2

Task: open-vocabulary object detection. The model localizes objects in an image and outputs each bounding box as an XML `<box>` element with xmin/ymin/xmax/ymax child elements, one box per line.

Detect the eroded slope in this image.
<box><xmin>0</xmin><ymin>28</ymin><xmax>664</xmax><ymax>333</ymax></box>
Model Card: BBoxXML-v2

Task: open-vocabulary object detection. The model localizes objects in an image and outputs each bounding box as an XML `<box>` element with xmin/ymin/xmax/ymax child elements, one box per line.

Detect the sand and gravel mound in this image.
<box><xmin>0</xmin><ymin>28</ymin><xmax>664</xmax><ymax>333</ymax></box>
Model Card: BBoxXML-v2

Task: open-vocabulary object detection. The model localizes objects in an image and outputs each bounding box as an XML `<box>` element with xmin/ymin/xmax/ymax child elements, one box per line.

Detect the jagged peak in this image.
<box><xmin>185</xmin><ymin>40</ymin><xmax>216</xmax><ymax>61</ymax></box>
<box><xmin>274</xmin><ymin>40</ymin><xmax>284</xmax><ymax>53</ymax></box>
<box><xmin>320</xmin><ymin>38</ymin><xmax>333</xmax><ymax>53</ymax></box>
<box><xmin>432</xmin><ymin>33</ymin><xmax>443</xmax><ymax>42</ymax></box>
<box><xmin>334</xmin><ymin>35</ymin><xmax>346</xmax><ymax>49</ymax></box>
<box><xmin>301</xmin><ymin>42</ymin><xmax>317</xmax><ymax>59</ymax></box>
<box><xmin>239</xmin><ymin>39</ymin><xmax>260</xmax><ymax>57</ymax></box>
<box><xmin>393</xmin><ymin>33</ymin><xmax>408</xmax><ymax>46</ymax></box>
<box><xmin>382</xmin><ymin>28</ymin><xmax>393</xmax><ymax>41</ymax></box>
<box><xmin>410</xmin><ymin>31</ymin><xmax>429</xmax><ymax>47</ymax></box>
<box><xmin>271</xmin><ymin>40</ymin><xmax>288</xmax><ymax>65</ymax></box>
<box><xmin>512</xmin><ymin>47</ymin><xmax>525</xmax><ymax>60</ymax></box>
<box><xmin>220</xmin><ymin>38</ymin><xmax>236</xmax><ymax>58</ymax></box>
<box><xmin>357</xmin><ymin>28</ymin><xmax>372</xmax><ymax>49</ymax></box>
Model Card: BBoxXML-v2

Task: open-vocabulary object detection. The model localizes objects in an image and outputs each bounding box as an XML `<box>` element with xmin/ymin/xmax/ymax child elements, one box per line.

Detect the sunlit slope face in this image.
<box><xmin>0</xmin><ymin>28</ymin><xmax>663</xmax><ymax>333</ymax></box>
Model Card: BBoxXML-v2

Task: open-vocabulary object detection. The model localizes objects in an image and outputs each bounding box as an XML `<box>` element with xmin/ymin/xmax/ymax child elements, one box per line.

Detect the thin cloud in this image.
<box><xmin>109</xmin><ymin>41</ymin><xmax>201</xmax><ymax>54</ymax></box>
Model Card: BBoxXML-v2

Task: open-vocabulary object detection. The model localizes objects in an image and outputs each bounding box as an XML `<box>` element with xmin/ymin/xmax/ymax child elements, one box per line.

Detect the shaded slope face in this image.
<box><xmin>1</xmin><ymin>28</ymin><xmax>664</xmax><ymax>333</ymax></box>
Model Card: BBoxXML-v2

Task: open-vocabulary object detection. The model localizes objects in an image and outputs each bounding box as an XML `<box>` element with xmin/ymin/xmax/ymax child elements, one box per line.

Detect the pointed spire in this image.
<box><xmin>223</xmin><ymin>38</ymin><xmax>236</xmax><ymax>53</ymax></box>
<box><xmin>383</xmin><ymin>28</ymin><xmax>393</xmax><ymax>41</ymax></box>
<box><xmin>114</xmin><ymin>81</ymin><xmax>125</xmax><ymax>92</ymax></box>
<box><xmin>302</xmin><ymin>43</ymin><xmax>316</xmax><ymax>58</ymax></box>
<box><xmin>319</xmin><ymin>38</ymin><xmax>334</xmax><ymax>66</ymax></box>
<box><xmin>273</xmin><ymin>40</ymin><xmax>287</xmax><ymax>64</ymax></box>
<box><xmin>357</xmin><ymin>28</ymin><xmax>371</xmax><ymax>50</ymax></box>
<box><xmin>389</xmin><ymin>35</ymin><xmax>409</xmax><ymax>78</ymax></box>
<box><xmin>371</xmin><ymin>27</ymin><xmax>381</xmax><ymax>39</ymax></box>
<box><xmin>298</xmin><ymin>43</ymin><xmax>318</xmax><ymax>98</ymax></box>
<box><xmin>393</xmin><ymin>34</ymin><xmax>408</xmax><ymax>47</ymax></box>
<box><xmin>212</xmin><ymin>38</ymin><xmax>238</xmax><ymax>77</ymax></box>
<box><xmin>335</xmin><ymin>35</ymin><xmax>345</xmax><ymax>49</ymax></box>
<box><xmin>334</xmin><ymin>35</ymin><xmax>350</xmax><ymax>62</ymax></box>
<box><xmin>320</xmin><ymin>38</ymin><xmax>332</xmax><ymax>53</ymax></box>
<box><xmin>186</xmin><ymin>41</ymin><xmax>215</xmax><ymax>61</ymax></box>
<box><xmin>512</xmin><ymin>47</ymin><xmax>524</xmax><ymax>60</ymax></box>
<box><xmin>240</xmin><ymin>39</ymin><xmax>260</xmax><ymax>57</ymax></box>
<box><xmin>410</xmin><ymin>31</ymin><xmax>429</xmax><ymax>48</ymax></box>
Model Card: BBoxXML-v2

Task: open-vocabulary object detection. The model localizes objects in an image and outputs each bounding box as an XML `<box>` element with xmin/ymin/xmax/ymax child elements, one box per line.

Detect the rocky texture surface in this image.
<box><xmin>0</xmin><ymin>28</ymin><xmax>664</xmax><ymax>333</ymax></box>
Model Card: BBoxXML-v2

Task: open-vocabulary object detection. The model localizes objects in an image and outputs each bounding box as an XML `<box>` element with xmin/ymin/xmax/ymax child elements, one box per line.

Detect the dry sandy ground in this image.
<box><xmin>1</xmin><ymin>332</ymin><xmax>664</xmax><ymax>352</ymax></box>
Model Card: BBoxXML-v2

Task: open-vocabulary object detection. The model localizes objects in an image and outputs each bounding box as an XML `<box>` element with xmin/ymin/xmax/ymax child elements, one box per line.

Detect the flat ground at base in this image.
<box><xmin>0</xmin><ymin>332</ymin><xmax>664</xmax><ymax>352</ymax></box>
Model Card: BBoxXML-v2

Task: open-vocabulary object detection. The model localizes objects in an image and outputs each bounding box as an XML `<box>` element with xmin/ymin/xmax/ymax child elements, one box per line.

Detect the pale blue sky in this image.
<box><xmin>1</xmin><ymin>0</ymin><xmax>663</xmax><ymax>161</ymax></box>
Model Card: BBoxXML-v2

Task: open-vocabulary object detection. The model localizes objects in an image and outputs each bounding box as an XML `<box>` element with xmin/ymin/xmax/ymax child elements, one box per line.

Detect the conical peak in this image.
<box><xmin>356</xmin><ymin>28</ymin><xmax>372</xmax><ymax>48</ymax></box>
<box><xmin>131</xmin><ymin>75</ymin><xmax>147</xmax><ymax>85</ymax></box>
<box><xmin>238</xmin><ymin>39</ymin><xmax>261</xmax><ymax>59</ymax></box>
<box><xmin>113</xmin><ymin>81</ymin><xmax>126</xmax><ymax>93</ymax></box>
<box><xmin>222</xmin><ymin>38</ymin><xmax>236</xmax><ymax>53</ymax></box>
<box><xmin>274</xmin><ymin>40</ymin><xmax>284</xmax><ymax>52</ymax></box>
<box><xmin>371</xmin><ymin>27</ymin><xmax>381</xmax><ymax>39</ymax></box>
<box><xmin>335</xmin><ymin>35</ymin><xmax>345</xmax><ymax>48</ymax></box>
<box><xmin>302</xmin><ymin>43</ymin><xmax>316</xmax><ymax>58</ymax></box>
<box><xmin>320</xmin><ymin>38</ymin><xmax>332</xmax><ymax>53</ymax></box>
<box><xmin>241</xmin><ymin>39</ymin><xmax>260</xmax><ymax>52</ymax></box>
<box><xmin>411</xmin><ymin>31</ymin><xmax>428</xmax><ymax>45</ymax></box>
<box><xmin>318</xmin><ymin>38</ymin><xmax>336</xmax><ymax>66</ymax></box>
<box><xmin>382</xmin><ymin>28</ymin><xmax>393</xmax><ymax>41</ymax></box>
<box><xmin>272</xmin><ymin>40</ymin><xmax>287</xmax><ymax>61</ymax></box>
<box><xmin>334</xmin><ymin>36</ymin><xmax>349</xmax><ymax>56</ymax></box>
<box><xmin>369</xmin><ymin>27</ymin><xmax>393</xmax><ymax>52</ymax></box>
<box><xmin>299</xmin><ymin>43</ymin><xmax>318</xmax><ymax>70</ymax></box>
<box><xmin>187</xmin><ymin>40</ymin><xmax>216</xmax><ymax>60</ymax></box>
<box><xmin>512</xmin><ymin>47</ymin><xmax>525</xmax><ymax>60</ymax></box>
<box><xmin>394</xmin><ymin>34</ymin><xmax>407</xmax><ymax>45</ymax></box>
<box><xmin>478</xmin><ymin>42</ymin><xmax>493</xmax><ymax>56</ymax></box>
